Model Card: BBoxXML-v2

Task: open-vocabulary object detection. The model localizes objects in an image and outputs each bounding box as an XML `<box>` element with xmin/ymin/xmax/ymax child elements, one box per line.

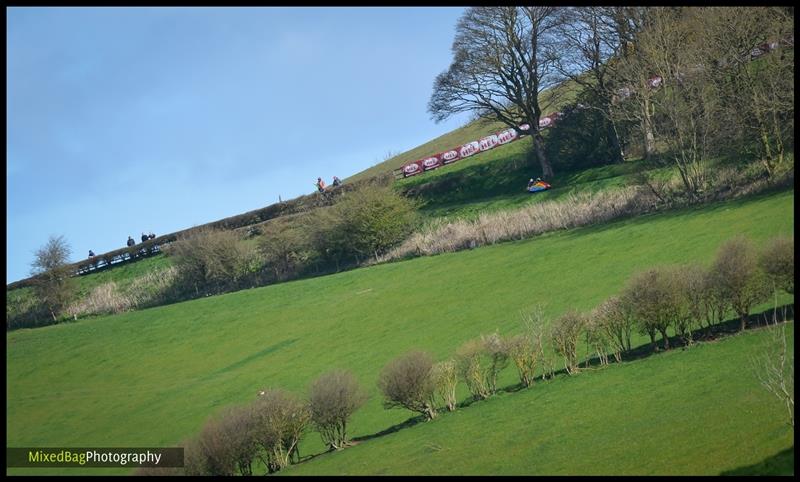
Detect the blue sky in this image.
<box><xmin>6</xmin><ymin>6</ymin><xmax>473</xmax><ymax>283</ymax></box>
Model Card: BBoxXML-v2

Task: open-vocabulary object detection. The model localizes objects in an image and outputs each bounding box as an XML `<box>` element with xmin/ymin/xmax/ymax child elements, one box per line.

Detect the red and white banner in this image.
<box><xmin>421</xmin><ymin>155</ymin><xmax>442</xmax><ymax>171</ymax></box>
<box><xmin>400</xmin><ymin>118</ymin><xmax>557</xmax><ymax>177</ymax></box>
<box><xmin>497</xmin><ymin>128</ymin><xmax>518</xmax><ymax>144</ymax></box>
<box><xmin>459</xmin><ymin>141</ymin><xmax>481</xmax><ymax>158</ymax></box>
<box><xmin>402</xmin><ymin>161</ymin><xmax>423</xmax><ymax>177</ymax></box>
<box><xmin>442</xmin><ymin>149</ymin><xmax>460</xmax><ymax>164</ymax></box>
<box><xmin>479</xmin><ymin>135</ymin><xmax>499</xmax><ymax>151</ymax></box>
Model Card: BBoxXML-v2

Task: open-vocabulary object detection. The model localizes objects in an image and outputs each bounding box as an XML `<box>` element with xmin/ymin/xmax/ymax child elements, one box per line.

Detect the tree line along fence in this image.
<box><xmin>6</xmin><ymin>178</ymin><xmax>378</xmax><ymax>291</ymax></box>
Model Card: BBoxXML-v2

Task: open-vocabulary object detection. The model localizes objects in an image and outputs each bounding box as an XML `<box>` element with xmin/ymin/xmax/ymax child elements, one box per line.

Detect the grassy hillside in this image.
<box><xmin>284</xmin><ymin>322</ymin><xmax>794</xmax><ymax>475</ymax></box>
<box><xmin>6</xmin><ymin>189</ymin><xmax>793</xmax><ymax>475</ymax></box>
<box><xmin>348</xmin><ymin>79</ymin><xmax>581</xmax><ymax>183</ymax></box>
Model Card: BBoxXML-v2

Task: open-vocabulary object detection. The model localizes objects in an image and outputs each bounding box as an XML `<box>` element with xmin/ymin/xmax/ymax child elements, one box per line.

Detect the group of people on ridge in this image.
<box><xmin>316</xmin><ymin>176</ymin><xmax>342</xmax><ymax>193</ymax></box>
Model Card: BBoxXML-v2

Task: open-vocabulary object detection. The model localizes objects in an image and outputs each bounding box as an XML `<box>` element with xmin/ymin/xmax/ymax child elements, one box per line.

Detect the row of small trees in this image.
<box><xmin>375</xmin><ymin>234</ymin><xmax>793</xmax><ymax>422</ymax></box>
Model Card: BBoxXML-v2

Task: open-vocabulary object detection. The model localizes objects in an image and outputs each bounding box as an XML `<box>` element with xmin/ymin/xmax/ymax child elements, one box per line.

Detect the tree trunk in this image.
<box><xmin>607</xmin><ymin>120</ymin><xmax>624</xmax><ymax>163</ymax></box>
<box><xmin>532</xmin><ymin>133</ymin><xmax>554</xmax><ymax>179</ymax></box>
<box><xmin>739</xmin><ymin>312</ymin><xmax>748</xmax><ymax>331</ymax></box>
<box><xmin>649</xmin><ymin>332</ymin><xmax>658</xmax><ymax>351</ymax></box>
<box><xmin>642</xmin><ymin>98</ymin><xmax>656</xmax><ymax>159</ymax></box>
<box><xmin>659</xmin><ymin>328</ymin><xmax>670</xmax><ymax>350</ymax></box>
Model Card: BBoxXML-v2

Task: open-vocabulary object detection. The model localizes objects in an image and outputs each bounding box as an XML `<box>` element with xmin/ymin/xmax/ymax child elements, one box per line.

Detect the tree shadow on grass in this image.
<box><xmin>719</xmin><ymin>446</ymin><xmax>794</xmax><ymax>476</ymax></box>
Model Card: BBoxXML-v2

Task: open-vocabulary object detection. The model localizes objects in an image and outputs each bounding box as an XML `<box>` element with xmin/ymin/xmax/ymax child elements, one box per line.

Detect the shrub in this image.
<box><xmin>454</xmin><ymin>338</ymin><xmax>492</xmax><ymax>400</ymax></box>
<box><xmin>308</xmin><ymin>369</ymin><xmax>367</xmax><ymax>450</ymax></box>
<box><xmin>700</xmin><ymin>267</ymin><xmax>729</xmax><ymax>333</ymax></box>
<box><xmin>165</xmin><ymin>228</ymin><xmax>262</xmax><ymax>296</ymax></box>
<box><xmin>481</xmin><ymin>332</ymin><xmax>510</xmax><ymax>393</ymax></box>
<box><xmin>318</xmin><ymin>184</ymin><xmax>418</xmax><ymax>265</ymax></box>
<box><xmin>522</xmin><ymin>307</ymin><xmax>555</xmax><ymax>381</ymax></box>
<box><xmin>592</xmin><ymin>295</ymin><xmax>634</xmax><ymax>362</ymax></box>
<box><xmin>30</xmin><ymin>235</ymin><xmax>76</xmax><ymax>322</ymax></box>
<box><xmin>259</xmin><ymin>223</ymin><xmax>316</xmax><ymax>281</ymax></box>
<box><xmin>759</xmin><ymin>236</ymin><xmax>794</xmax><ymax>295</ymax></box>
<box><xmin>6</xmin><ymin>289</ymin><xmax>50</xmax><ymax>331</ymax></box>
<box><xmin>623</xmin><ymin>268</ymin><xmax>677</xmax><ymax>351</ymax></box>
<box><xmin>196</xmin><ymin>406</ymin><xmax>257</xmax><ymax>476</ymax></box>
<box><xmin>670</xmin><ymin>264</ymin><xmax>705</xmax><ymax>345</ymax></box>
<box><xmin>430</xmin><ymin>360</ymin><xmax>458</xmax><ymax>411</ymax></box>
<box><xmin>709</xmin><ymin>236</ymin><xmax>771</xmax><ymax>331</ymax></box>
<box><xmin>377</xmin><ymin>351</ymin><xmax>437</xmax><ymax>420</ymax></box>
<box><xmin>251</xmin><ymin>389</ymin><xmax>310</xmax><ymax>473</ymax></box>
<box><xmin>551</xmin><ymin>310</ymin><xmax>585</xmax><ymax>374</ymax></box>
<box><xmin>506</xmin><ymin>334</ymin><xmax>538</xmax><ymax>387</ymax></box>
<box><xmin>583</xmin><ymin>314</ymin><xmax>610</xmax><ymax>367</ymax></box>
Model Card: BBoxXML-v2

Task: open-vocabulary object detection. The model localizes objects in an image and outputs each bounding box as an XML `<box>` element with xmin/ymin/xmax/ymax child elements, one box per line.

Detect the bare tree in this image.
<box><xmin>429</xmin><ymin>6</ymin><xmax>565</xmax><ymax>179</ymax></box>
<box><xmin>593</xmin><ymin>295</ymin><xmax>634</xmax><ymax>362</ymax></box>
<box><xmin>759</xmin><ymin>236</ymin><xmax>794</xmax><ymax>295</ymax></box>
<box><xmin>455</xmin><ymin>338</ymin><xmax>492</xmax><ymax>401</ymax></box>
<box><xmin>377</xmin><ymin>351</ymin><xmax>438</xmax><ymax>420</ymax></box>
<box><xmin>251</xmin><ymin>389</ymin><xmax>311</xmax><ymax>473</ymax></box>
<box><xmin>583</xmin><ymin>313</ymin><xmax>611</xmax><ymax>367</ymax></box>
<box><xmin>431</xmin><ymin>360</ymin><xmax>458</xmax><ymax>412</ymax></box>
<box><xmin>551</xmin><ymin>309</ymin><xmax>585</xmax><ymax>374</ymax></box>
<box><xmin>709</xmin><ymin>236</ymin><xmax>771</xmax><ymax>331</ymax></box>
<box><xmin>196</xmin><ymin>405</ymin><xmax>258</xmax><ymax>476</ymax></box>
<box><xmin>522</xmin><ymin>306</ymin><xmax>555</xmax><ymax>380</ymax></box>
<box><xmin>750</xmin><ymin>317</ymin><xmax>794</xmax><ymax>427</ymax></box>
<box><xmin>556</xmin><ymin>7</ymin><xmax>625</xmax><ymax>162</ymax></box>
<box><xmin>606</xmin><ymin>6</ymin><xmax>659</xmax><ymax>159</ymax></box>
<box><xmin>30</xmin><ymin>235</ymin><xmax>75</xmax><ymax>322</ymax></box>
<box><xmin>506</xmin><ymin>334</ymin><xmax>538</xmax><ymax>387</ymax></box>
<box><xmin>624</xmin><ymin>268</ymin><xmax>677</xmax><ymax>351</ymax></box>
<box><xmin>308</xmin><ymin>369</ymin><xmax>367</xmax><ymax>451</ymax></box>
<box><xmin>697</xmin><ymin>7</ymin><xmax>794</xmax><ymax>176</ymax></box>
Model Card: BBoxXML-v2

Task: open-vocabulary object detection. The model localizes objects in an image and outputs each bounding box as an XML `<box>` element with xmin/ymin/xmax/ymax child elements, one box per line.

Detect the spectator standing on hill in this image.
<box><xmin>332</xmin><ymin>176</ymin><xmax>342</xmax><ymax>187</ymax></box>
<box><xmin>127</xmin><ymin>236</ymin><xmax>135</xmax><ymax>247</ymax></box>
<box><xmin>316</xmin><ymin>177</ymin><xmax>326</xmax><ymax>193</ymax></box>
<box><xmin>88</xmin><ymin>250</ymin><xmax>95</xmax><ymax>258</ymax></box>
<box><xmin>141</xmin><ymin>232</ymin><xmax>149</xmax><ymax>243</ymax></box>
<box><xmin>148</xmin><ymin>232</ymin><xmax>155</xmax><ymax>240</ymax></box>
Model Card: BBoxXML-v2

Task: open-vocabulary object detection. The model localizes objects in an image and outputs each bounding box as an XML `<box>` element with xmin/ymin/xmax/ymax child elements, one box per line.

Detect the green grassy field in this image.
<box><xmin>284</xmin><ymin>322</ymin><xmax>795</xmax><ymax>475</ymax></box>
<box><xmin>6</xmin><ymin>188</ymin><xmax>793</xmax><ymax>475</ymax></box>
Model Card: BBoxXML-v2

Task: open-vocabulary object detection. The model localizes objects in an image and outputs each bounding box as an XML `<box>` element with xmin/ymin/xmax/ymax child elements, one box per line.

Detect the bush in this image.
<box><xmin>709</xmin><ymin>236</ymin><xmax>771</xmax><ymax>331</ymax></box>
<box><xmin>454</xmin><ymin>333</ymin><xmax>509</xmax><ymax>399</ymax></box>
<box><xmin>308</xmin><ymin>369</ymin><xmax>367</xmax><ymax>450</ymax></box>
<box><xmin>592</xmin><ymin>295</ymin><xmax>634</xmax><ymax>363</ymax></box>
<box><xmin>316</xmin><ymin>184</ymin><xmax>418</xmax><ymax>265</ymax></box>
<box><xmin>550</xmin><ymin>310</ymin><xmax>585</xmax><ymax>374</ymax></box>
<box><xmin>506</xmin><ymin>334</ymin><xmax>538</xmax><ymax>387</ymax></box>
<box><xmin>623</xmin><ymin>268</ymin><xmax>677</xmax><ymax>351</ymax></box>
<box><xmin>454</xmin><ymin>338</ymin><xmax>492</xmax><ymax>400</ymax></box>
<box><xmin>759</xmin><ymin>236</ymin><xmax>794</xmax><ymax>295</ymax></box>
<box><xmin>583</xmin><ymin>314</ymin><xmax>611</xmax><ymax>367</ymax></box>
<box><xmin>6</xmin><ymin>289</ymin><xmax>50</xmax><ymax>331</ymax></box>
<box><xmin>251</xmin><ymin>389</ymin><xmax>310</xmax><ymax>473</ymax></box>
<box><xmin>521</xmin><ymin>308</ymin><xmax>555</xmax><ymax>381</ymax></box>
<box><xmin>259</xmin><ymin>223</ymin><xmax>317</xmax><ymax>281</ymax></box>
<box><xmin>165</xmin><ymin>228</ymin><xmax>262</xmax><ymax>296</ymax></box>
<box><xmin>196</xmin><ymin>405</ymin><xmax>257</xmax><ymax>476</ymax></box>
<box><xmin>30</xmin><ymin>235</ymin><xmax>76</xmax><ymax>322</ymax></box>
<box><xmin>431</xmin><ymin>360</ymin><xmax>458</xmax><ymax>412</ymax></box>
<box><xmin>670</xmin><ymin>264</ymin><xmax>705</xmax><ymax>345</ymax></box>
<box><xmin>377</xmin><ymin>351</ymin><xmax>437</xmax><ymax>420</ymax></box>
